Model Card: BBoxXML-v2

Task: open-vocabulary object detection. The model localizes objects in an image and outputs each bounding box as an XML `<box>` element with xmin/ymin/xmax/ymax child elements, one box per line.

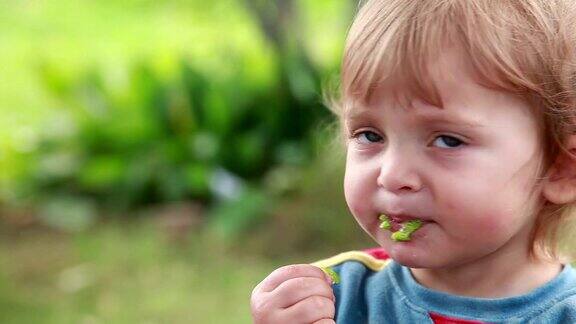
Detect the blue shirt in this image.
<box><xmin>313</xmin><ymin>249</ymin><xmax>576</xmax><ymax>323</ymax></box>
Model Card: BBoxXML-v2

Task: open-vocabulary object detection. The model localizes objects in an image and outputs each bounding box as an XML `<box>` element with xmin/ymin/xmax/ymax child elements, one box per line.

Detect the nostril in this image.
<box><xmin>376</xmin><ymin>168</ymin><xmax>422</xmax><ymax>193</ymax></box>
<box><xmin>376</xmin><ymin>154</ymin><xmax>423</xmax><ymax>192</ymax></box>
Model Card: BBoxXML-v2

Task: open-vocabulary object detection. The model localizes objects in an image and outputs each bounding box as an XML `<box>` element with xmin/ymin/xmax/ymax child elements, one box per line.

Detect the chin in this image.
<box><xmin>386</xmin><ymin>243</ymin><xmax>436</xmax><ymax>268</ymax></box>
<box><xmin>391</xmin><ymin>254</ymin><xmax>429</xmax><ymax>268</ymax></box>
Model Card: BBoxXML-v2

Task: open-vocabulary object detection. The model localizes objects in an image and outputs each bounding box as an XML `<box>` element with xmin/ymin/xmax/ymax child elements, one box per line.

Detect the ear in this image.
<box><xmin>543</xmin><ymin>135</ymin><xmax>576</xmax><ymax>204</ymax></box>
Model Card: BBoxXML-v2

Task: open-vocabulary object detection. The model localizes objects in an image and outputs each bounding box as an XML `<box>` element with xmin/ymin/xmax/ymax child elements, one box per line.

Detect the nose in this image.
<box><xmin>376</xmin><ymin>146</ymin><xmax>422</xmax><ymax>194</ymax></box>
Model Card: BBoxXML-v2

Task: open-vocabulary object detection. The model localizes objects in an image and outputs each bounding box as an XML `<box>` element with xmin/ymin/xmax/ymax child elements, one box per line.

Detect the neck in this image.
<box><xmin>410</xmin><ymin>242</ymin><xmax>562</xmax><ymax>298</ymax></box>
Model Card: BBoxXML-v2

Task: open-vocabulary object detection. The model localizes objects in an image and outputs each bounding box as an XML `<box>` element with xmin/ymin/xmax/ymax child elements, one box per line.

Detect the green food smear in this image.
<box><xmin>391</xmin><ymin>231</ymin><xmax>411</xmax><ymax>242</ymax></box>
<box><xmin>378</xmin><ymin>214</ymin><xmax>392</xmax><ymax>230</ymax></box>
<box><xmin>379</xmin><ymin>215</ymin><xmax>423</xmax><ymax>242</ymax></box>
<box><xmin>321</xmin><ymin>267</ymin><xmax>340</xmax><ymax>284</ymax></box>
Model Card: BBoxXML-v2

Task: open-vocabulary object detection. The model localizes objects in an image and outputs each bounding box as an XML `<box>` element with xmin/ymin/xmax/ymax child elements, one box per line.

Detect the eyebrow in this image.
<box><xmin>411</xmin><ymin>99</ymin><xmax>485</xmax><ymax>128</ymax></box>
<box><xmin>416</xmin><ymin>112</ymin><xmax>484</xmax><ymax>128</ymax></box>
<box><xmin>345</xmin><ymin>107</ymin><xmax>484</xmax><ymax>129</ymax></box>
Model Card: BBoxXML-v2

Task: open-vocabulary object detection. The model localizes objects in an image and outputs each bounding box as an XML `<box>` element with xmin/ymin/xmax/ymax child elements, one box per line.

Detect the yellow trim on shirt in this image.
<box><xmin>311</xmin><ymin>250</ymin><xmax>391</xmax><ymax>272</ymax></box>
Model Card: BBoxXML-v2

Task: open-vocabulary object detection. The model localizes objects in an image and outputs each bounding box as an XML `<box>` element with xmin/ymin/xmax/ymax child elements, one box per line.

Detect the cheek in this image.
<box><xmin>438</xmin><ymin>157</ymin><xmax>535</xmax><ymax>211</ymax></box>
<box><xmin>440</xmin><ymin>184</ymin><xmax>525</xmax><ymax>238</ymax></box>
<box><xmin>344</xmin><ymin>163</ymin><xmax>374</xmax><ymax>218</ymax></box>
<box><xmin>344</xmin><ymin>170</ymin><xmax>363</xmax><ymax>217</ymax></box>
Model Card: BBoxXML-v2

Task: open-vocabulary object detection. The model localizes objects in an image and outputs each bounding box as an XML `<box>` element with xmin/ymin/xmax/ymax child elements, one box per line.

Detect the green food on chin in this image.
<box><xmin>378</xmin><ymin>215</ymin><xmax>423</xmax><ymax>242</ymax></box>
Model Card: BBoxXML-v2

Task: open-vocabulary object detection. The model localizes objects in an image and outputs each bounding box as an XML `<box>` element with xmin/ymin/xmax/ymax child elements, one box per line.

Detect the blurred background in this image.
<box><xmin>0</xmin><ymin>0</ymin><xmax>372</xmax><ymax>322</ymax></box>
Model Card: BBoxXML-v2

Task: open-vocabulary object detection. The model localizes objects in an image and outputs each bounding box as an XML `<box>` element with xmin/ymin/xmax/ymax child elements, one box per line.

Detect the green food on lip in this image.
<box><xmin>378</xmin><ymin>214</ymin><xmax>423</xmax><ymax>242</ymax></box>
<box><xmin>378</xmin><ymin>214</ymin><xmax>392</xmax><ymax>230</ymax></box>
<box><xmin>391</xmin><ymin>231</ymin><xmax>411</xmax><ymax>241</ymax></box>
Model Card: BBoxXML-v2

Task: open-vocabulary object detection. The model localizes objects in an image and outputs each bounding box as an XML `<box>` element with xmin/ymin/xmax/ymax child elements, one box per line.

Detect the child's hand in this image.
<box><xmin>250</xmin><ymin>264</ymin><xmax>336</xmax><ymax>324</ymax></box>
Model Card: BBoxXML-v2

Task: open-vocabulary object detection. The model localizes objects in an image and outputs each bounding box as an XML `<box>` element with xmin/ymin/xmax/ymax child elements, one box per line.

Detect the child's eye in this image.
<box><xmin>353</xmin><ymin>131</ymin><xmax>383</xmax><ymax>144</ymax></box>
<box><xmin>432</xmin><ymin>135</ymin><xmax>464</xmax><ymax>148</ymax></box>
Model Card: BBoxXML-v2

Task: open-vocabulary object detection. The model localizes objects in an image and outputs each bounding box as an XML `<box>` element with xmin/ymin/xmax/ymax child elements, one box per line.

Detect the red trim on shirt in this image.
<box><xmin>429</xmin><ymin>312</ymin><xmax>486</xmax><ymax>324</ymax></box>
<box><xmin>362</xmin><ymin>247</ymin><xmax>390</xmax><ymax>260</ymax></box>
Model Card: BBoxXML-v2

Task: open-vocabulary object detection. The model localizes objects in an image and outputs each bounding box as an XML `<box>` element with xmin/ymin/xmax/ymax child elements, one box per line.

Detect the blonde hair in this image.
<box><xmin>328</xmin><ymin>0</ymin><xmax>576</xmax><ymax>260</ymax></box>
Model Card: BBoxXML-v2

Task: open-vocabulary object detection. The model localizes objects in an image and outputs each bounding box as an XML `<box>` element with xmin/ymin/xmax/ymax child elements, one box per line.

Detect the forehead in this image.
<box><xmin>346</xmin><ymin>48</ymin><xmax>459</xmax><ymax>107</ymax></box>
<box><xmin>344</xmin><ymin>50</ymin><xmax>488</xmax><ymax>121</ymax></box>
<box><xmin>343</xmin><ymin>49</ymin><xmax>538</xmax><ymax>131</ymax></box>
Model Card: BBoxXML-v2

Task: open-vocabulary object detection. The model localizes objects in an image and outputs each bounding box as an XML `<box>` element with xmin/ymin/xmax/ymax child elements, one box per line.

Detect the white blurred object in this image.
<box><xmin>58</xmin><ymin>263</ymin><xmax>95</xmax><ymax>293</ymax></box>
<box><xmin>209</xmin><ymin>168</ymin><xmax>245</xmax><ymax>201</ymax></box>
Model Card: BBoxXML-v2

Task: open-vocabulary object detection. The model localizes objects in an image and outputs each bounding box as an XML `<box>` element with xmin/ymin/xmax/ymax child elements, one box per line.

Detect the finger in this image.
<box><xmin>313</xmin><ymin>320</ymin><xmax>336</xmax><ymax>324</ymax></box>
<box><xmin>257</xmin><ymin>264</ymin><xmax>330</xmax><ymax>293</ymax></box>
<box><xmin>280</xmin><ymin>295</ymin><xmax>335</xmax><ymax>324</ymax></box>
<box><xmin>269</xmin><ymin>277</ymin><xmax>334</xmax><ymax>309</ymax></box>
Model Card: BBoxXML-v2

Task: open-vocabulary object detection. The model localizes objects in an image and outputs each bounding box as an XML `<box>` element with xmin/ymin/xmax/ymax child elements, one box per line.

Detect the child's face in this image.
<box><xmin>343</xmin><ymin>49</ymin><xmax>546</xmax><ymax>268</ymax></box>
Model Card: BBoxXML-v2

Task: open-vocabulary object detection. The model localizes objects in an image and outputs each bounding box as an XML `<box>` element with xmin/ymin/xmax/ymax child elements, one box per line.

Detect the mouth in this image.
<box><xmin>378</xmin><ymin>213</ymin><xmax>429</xmax><ymax>241</ymax></box>
<box><xmin>382</xmin><ymin>214</ymin><xmax>425</xmax><ymax>230</ymax></box>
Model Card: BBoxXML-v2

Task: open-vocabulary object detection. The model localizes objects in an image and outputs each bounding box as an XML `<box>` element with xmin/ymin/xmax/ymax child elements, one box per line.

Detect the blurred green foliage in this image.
<box><xmin>0</xmin><ymin>0</ymin><xmax>356</xmax><ymax>233</ymax></box>
<box><xmin>0</xmin><ymin>2</ymin><xmax>371</xmax><ymax>322</ymax></box>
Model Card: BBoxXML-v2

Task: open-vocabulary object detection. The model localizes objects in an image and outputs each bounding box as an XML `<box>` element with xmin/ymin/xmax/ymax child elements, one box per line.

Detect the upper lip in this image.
<box><xmin>383</xmin><ymin>213</ymin><xmax>428</xmax><ymax>222</ymax></box>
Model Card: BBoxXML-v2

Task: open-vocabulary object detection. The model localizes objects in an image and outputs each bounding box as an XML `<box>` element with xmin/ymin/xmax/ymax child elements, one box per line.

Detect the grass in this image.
<box><xmin>2</xmin><ymin>214</ymin><xmax>574</xmax><ymax>323</ymax></box>
<box><xmin>0</xmin><ymin>219</ymin><xmax>304</xmax><ymax>323</ymax></box>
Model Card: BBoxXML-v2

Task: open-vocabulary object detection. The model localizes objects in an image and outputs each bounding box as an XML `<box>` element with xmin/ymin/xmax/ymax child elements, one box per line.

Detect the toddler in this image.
<box><xmin>251</xmin><ymin>0</ymin><xmax>576</xmax><ymax>323</ymax></box>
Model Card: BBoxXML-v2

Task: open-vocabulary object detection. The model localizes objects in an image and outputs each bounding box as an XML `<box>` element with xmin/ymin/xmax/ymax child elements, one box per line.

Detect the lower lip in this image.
<box><xmin>388</xmin><ymin>218</ymin><xmax>427</xmax><ymax>230</ymax></box>
<box><xmin>386</xmin><ymin>221</ymin><xmax>432</xmax><ymax>241</ymax></box>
